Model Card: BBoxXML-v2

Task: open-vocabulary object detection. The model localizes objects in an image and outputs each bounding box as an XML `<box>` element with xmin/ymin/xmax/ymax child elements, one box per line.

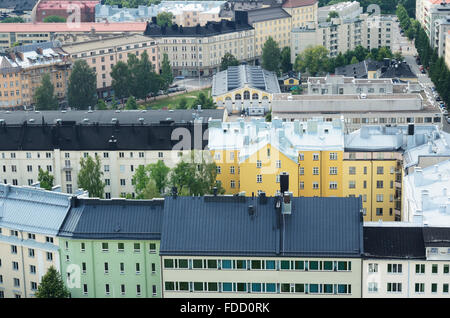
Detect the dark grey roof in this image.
<box><xmin>160</xmin><ymin>195</ymin><xmax>363</xmax><ymax>257</ymax></box>
<box><xmin>0</xmin><ymin>109</ymin><xmax>223</xmax><ymax>151</ymax></box>
<box><xmin>363</xmin><ymin>227</ymin><xmax>426</xmax><ymax>259</ymax></box>
<box><xmin>380</xmin><ymin>61</ymin><xmax>417</xmax><ymax>79</ymax></box>
<box><xmin>144</xmin><ymin>19</ymin><xmax>253</xmax><ymax>38</ymax></box>
<box><xmin>58</xmin><ymin>198</ymin><xmax>164</xmax><ymax>240</ymax></box>
<box><xmin>334</xmin><ymin>59</ymin><xmax>382</xmax><ymax>78</ymax></box>
<box><xmin>246</xmin><ymin>7</ymin><xmax>291</xmax><ymax>24</ymax></box>
<box><xmin>423</xmin><ymin>227</ymin><xmax>450</xmax><ymax>247</ymax></box>
<box><xmin>0</xmin><ymin>109</ymin><xmax>224</xmax><ymax>126</ymax></box>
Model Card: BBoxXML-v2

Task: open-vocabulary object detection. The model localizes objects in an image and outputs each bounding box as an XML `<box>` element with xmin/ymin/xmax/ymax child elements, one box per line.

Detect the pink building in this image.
<box><xmin>32</xmin><ymin>0</ymin><xmax>100</xmax><ymax>22</ymax></box>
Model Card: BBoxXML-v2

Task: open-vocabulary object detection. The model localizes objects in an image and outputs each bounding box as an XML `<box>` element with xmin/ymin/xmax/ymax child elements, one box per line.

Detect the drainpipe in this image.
<box><xmin>19</xmin><ymin>230</ymin><xmax>27</xmax><ymax>298</ymax></box>
<box><xmin>160</xmin><ymin>254</ymin><xmax>164</xmax><ymax>298</ymax></box>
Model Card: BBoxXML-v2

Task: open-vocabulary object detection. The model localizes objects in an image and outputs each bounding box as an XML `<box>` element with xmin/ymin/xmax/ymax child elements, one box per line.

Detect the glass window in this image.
<box><xmin>280</xmin><ymin>260</ymin><xmax>290</xmax><ymax>270</ymax></box>
<box><xmin>295</xmin><ymin>284</ymin><xmax>304</xmax><ymax>293</ymax></box>
<box><xmin>309</xmin><ymin>284</ymin><xmax>319</xmax><ymax>293</ymax></box>
<box><xmin>222</xmin><ymin>260</ymin><xmax>232</xmax><ymax>269</ymax></box>
<box><xmin>208</xmin><ymin>282</ymin><xmax>218</xmax><ymax>292</ymax></box>
<box><xmin>178</xmin><ymin>259</ymin><xmax>188</xmax><ymax>269</ymax></box>
<box><xmin>193</xmin><ymin>282</ymin><xmax>204</xmax><ymax>291</ymax></box>
<box><xmin>251</xmin><ymin>283</ymin><xmax>262</xmax><ymax>293</ymax></box>
<box><xmin>192</xmin><ymin>260</ymin><xmax>203</xmax><ymax>269</ymax></box>
<box><xmin>266</xmin><ymin>260</ymin><xmax>275</xmax><ymax>270</ymax></box>
<box><xmin>236</xmin><ymin>260</ymin><xmax>246</xmax><ymax>269</ymax></box>
<box><xmin>236</xmin><ymin>283</ymin><xmax>246</xmax><ymax>292</ymax></box>
<box><xmin>324</xmin><ymin>284</ymin><xmax>333</xmax><ymax>294</ymax></box>
<box><xmin>309</xmin><ymin>261</ymin><xmax>319</xmax><ymax>270</ymax></box>
<box><xmin>222</xmin><ymin>282</ymin><xmax>233</xmax><ymax>292</ymax></box>
<box><xmin>294</xmin><ymin>261</ymin><xmax>304</xmax><ymax>270</ymax></box>
<box><xmin>323</xmin><ymin>261</ymin><xmax>333</xmax><ymax>271</ymax></box>
<box><xmin>179</xmin><ymin>282</ymin><xmax>189</xmax><ymax>291</ymax></box>
<box><xmin>265</xmin><ymin>283</ymin><xmax>276</xmax><ymax>293</ymax></box>
<box><xmin>164</xmin><ymin>259</ymin><xmax>174</xmax><ymax>269</ymax></box>
<box><xmin>207</xmin><ymin>260</ymin><xmax>217</xmax><ymax>269</ymax></box>
<box><xmin>165</xmin><ymin>282</ymin><xmax>175</xmax><ymax>291</ymax></box>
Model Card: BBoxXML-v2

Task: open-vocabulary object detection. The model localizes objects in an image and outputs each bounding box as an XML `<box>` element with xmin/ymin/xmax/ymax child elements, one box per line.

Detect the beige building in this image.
<box><xmin>145</xmin><ymin>16</ymin><xmax>255</xmax><ymax>77</ymax></box>
<box><xmin>282</xmin><ymin>0</ymin><xmax>318</xmax><ymax>28</ymax></box>
<box><xmin>0</xmin><ymin>184</ymin><xmax>76</xmax><ymax>298</ymax></box>
<box><xmin>291</xmin><ymin>13</ymin><xmax>393</xmax><ymax>60</ymax></box>
<box><xmin>246</xmin><ymin>6</ymin><xmax>293</xmax><ymax>58</ymax></box>
<box><xmin>62</xmin><ymin>34</ymin><xmax>159</xmax><ymax>99</ymax></box>
<box><xmin>0</xmin><ymin>22</ymin><xmax>148</xmax><ymax>51</ymax></box>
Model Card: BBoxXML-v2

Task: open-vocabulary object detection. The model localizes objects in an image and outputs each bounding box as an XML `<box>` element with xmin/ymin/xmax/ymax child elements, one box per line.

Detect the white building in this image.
<box><xmin>363</xmin><ymin>225</ymin><xmax>450</xmax><ymax>298</ymax></box>
<box><xmin>0</xmin><ymin>109</ymin><xmax>225</xmax><ymax>198</ymax></box>
<box><xmin>402</xmin><ymin>159</ymin><xmax>450</xmax><ymax>226</ymax></box>
<box><xmin>416</xmin><ymin>0</ymin><xmax>450</xmax><ymax>50</ymax></box>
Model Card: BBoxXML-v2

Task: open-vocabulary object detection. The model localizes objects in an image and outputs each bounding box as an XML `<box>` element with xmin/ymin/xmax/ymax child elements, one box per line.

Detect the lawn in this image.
<box><xmin>143</xmin><ymin>88</ymin><xmax>212</xmax><ymax>110</ymax></box>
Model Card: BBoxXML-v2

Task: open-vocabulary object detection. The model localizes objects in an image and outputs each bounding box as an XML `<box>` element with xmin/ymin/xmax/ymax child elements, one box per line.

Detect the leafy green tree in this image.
<box><xmin>68</xmin><ymin>60</ymin><xmax>97</xmax><ymax>110</ymax></box>
<box><xmin>261</xmin><ymin>37</ymin><xmax>281</xmax><ymax>73</ymax></box>
<box><xmin>220</xmin><ymin>52</ymin><xmax>239</xmax><ymax>71</ymax></box>
<box><xmin>156</xmin><ymin>12</ymin><xmax>174</xmax><ymax>27</ymax></box>
<box><xmin>192</xmin><ymin>92</ymin><xmax>216</xmax><ymax>109</ymax></box>
<box><xmin>38</xmin><ymin>168</ymin><xmax>54</xmax><ymax>191</ymax></box>
<box><xmin>326</xmin><ymin>11</ymin><xmax>339</xmax><ymax>22</ymax></box>
<box><xmin>111</xmin><ymin>61</ymin><xmax>130</xmax><ymax>103</ymax></box>
<box><xmin>161</xmin><ymin>53</ymin><xmax>174</xmax><ymax>90</ymax></box>
<box><xmin>376</xmin><ymin>47</ymin><xmax>393</xmax><ymax>61</ymax></box>
<box><xmin>34</xmin><ymin>266</ymin><xmax>70</xmax><ymax>298</ymax></box>
<box><xmin>280</xmin><ymin>47</ymin><xmax>293</xmax><ymax>74</ymax></box>
<box><xmin>125</xmin><ymin>96</ymin><xmax>138</xmax><ymax>109</ymax></box>
<box><xmin>43</xmin><ymin>15</ymin><xmax>66</xmax><ymax>23</ymax></box>
<box><xmin>96</xmin><ymin>99</ymin><xmax>108</xmax><ymax>110</ymax></box>
<box><xmin>34</xmin><ymin>74</ymin><xmax>58</xmax><ymax>110</ymax></box>
<box><xmin>132</xmin><ymin>165</ymin><xmax>150</xmax><ymax>199</ymax></box>
<box><xmin>294</xmin><ymin>45</ymin><xmax>330</xmax><ymax>76</ymax></box>
<box><xmin>77</xmin><ymin>154</ymin><xmax>105</xmax><ymax>198</ymax></box>
<box><xmin>1</xmin><ymin>17</ymin><xmax>24</xmax><ymax>23</ymax></box>
<box><xmin>265</xmin><ymin>110</ymin><xmax>272</xmax><ymax>122</ymax></box>
<box><xmin>177</xmin><ymin>97</ymin><xmax>189</xmax><ymax>109</ymax></box>
<box><xmin>110</xmin><ymin>97</ymin><xmax>119</xmax><ymax>109</ymax></box>
<box><xmin>350</xmin><ymin>56</ymin><xmax>359</xmax><ymax>65</ymax></box>
<box><xmin>148</xmin><ymin>160</ymin><xmax>170</xmax><ymax>194</ymax></box>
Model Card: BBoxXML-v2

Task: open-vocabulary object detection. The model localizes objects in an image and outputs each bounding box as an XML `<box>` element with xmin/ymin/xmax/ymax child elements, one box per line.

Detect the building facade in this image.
<box><xmin>32</xmin><ymin>0</ymin><xmax>98</xmax><ymax>23</ymax></box>
<box><xmin>62</xmin><ymin>34</ymin><xmax>159</xmax><ymax>99</ymax></box>
<box><xmin>160</xmin><ymin>195</ymin><xmax>363</xmax><ymax>298</ymax></box>
<box><xmin>416</xmin><ymin>0</ymin><xmax>450</xmax><ymax>50</ymax></box>
<box><xmin>0</xmin><ymin>42</ymin><xmax>71</xmax><ymax>109</ymax></box>
<box><xmin>144</xmin><ymin>16</ymin><xmax>255</xmax><ymax>77</ymax></box>
<box><xmin>58</xmin><ymin>198</ymin><xmax>163</xmax><ymax>298</ymax></box>
<box><xmin>363</xmin><ymin>226</ymin><xmax>450</xmax><ymax>298</ymax></box>
<box><xmin>0</xmin><ymin>109</ymin><xmax>225</xmax><ymax>198</ymax></box>
<box><xmin>0</xmin><ymin>183</ymin><xmax>75</xmax><ymax>298</ymax></box>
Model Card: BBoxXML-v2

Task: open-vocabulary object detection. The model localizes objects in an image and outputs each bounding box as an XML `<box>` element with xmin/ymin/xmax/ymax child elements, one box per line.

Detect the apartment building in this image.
<box><xmin>0</xmin><ymin>183</ymin><xmax>75</xmax><ymax>298</ymax></box>
<box><xmin>416</xmin><ymin>0</ymin><xmax>450</xmax><ymax>50</ymax></box>
<box><xmin>0</xmin><ymin>109</ymin><xmax>225</xmax><ymax>198</ymax></box>
<box><xmin>402</xmin><ymin>159</ymin><xmax>450</xmax><ymax>226</ymax></box>
<box><xmin>0</xmin><ymin>42</ymin><xmax>71</xmax><ymax>109</ymax></box>
<box><xmin>271</xmin><ymin>92</ymin><xmax>442</xmax><ymax>133</ymax></box>
<box><xmin>160</xmin><ymin>194</ymin><xmax>363</xmax><ymax>298</ymax></box>
<box><xmin>291</xmin><ymin>14</ymin><xmax>393</xmax><ymax>60</ymax></box>
<box><xmin>144</xmin><ymin>15</ymin><xmax>255</xmax><ymax>77</ymax></box>
<box><xmin>245</xmin><ymin>7</ymin><xmax>292</xmax><ymax>58</ymax></box>
<box><xmin>282</xmin><ymin>0</ymin><xmax>318</xmax><ymax>29</ymax></box>
<box><xmin>0</xmin><ymin>22</ymin><xmax>147</xmax><ymax>51</ymax></box>
<box><xmin>363</xmin><ymin>226</ymin><xmax>450</xmax><ymax>298</ymax></box>
<box><xmin>208</xmin><ymin>117</ymin><xmax>345</xmax><ymax>199</ymax></box>
<box><xmin>62</xmin><ymin>34</ymin><xmax>159</xmax><ymax>99</ymax></box>
<box><xmin>434</xmin><ymin>16</ymin><xmax>450</xmax><ymax>57</ymax></box>
<box><xmin>58</xmin><ymin>198</ymin><xmax>163</xmax><ymax>298</ymax></box>
<box><xmin>212</xmin><ymin>65</ymin><xmax>281</xmax><ymax>114</ymax></box>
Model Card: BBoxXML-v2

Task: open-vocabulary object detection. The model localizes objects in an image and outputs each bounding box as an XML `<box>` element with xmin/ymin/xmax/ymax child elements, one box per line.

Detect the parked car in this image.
<box><xmin>447</xmin><ymin>117</ymin><xmax>450</xmax><ymax>124</ymax></box>
<box><xmin>175</xmin><ymin>76</ymin><xmax>185</xmax><ymax>80</ymax></box>
<box><xmin>436</xmin><ymin>96</ymin><xmax>442</xmax><ymax>101</ymax></box>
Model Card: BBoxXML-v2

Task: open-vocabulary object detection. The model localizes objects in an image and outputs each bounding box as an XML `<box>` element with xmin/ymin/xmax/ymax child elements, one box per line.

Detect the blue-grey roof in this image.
<box><xmin>58</xmin><ymin>198</ymin><xmax>164</xmax><ymax>240</ymax></box>
<box><xmin>0</xmin><ymin>184</ymin><xmax>73</xmax><ymax>236</ymax></box>
<box><xmin>160</xmin><ymin>195</ymin><xmax>363</xmax><ymax>257</ymax></box>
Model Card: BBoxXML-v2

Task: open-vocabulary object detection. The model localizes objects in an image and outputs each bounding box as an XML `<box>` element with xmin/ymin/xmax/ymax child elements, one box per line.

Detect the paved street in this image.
<box><xmin>173</xmin><ymin>76</ymin><xmax>212</xmax><ymax>91</ymax></box>
<box><xmin>391</xmin><ymin>17</ymin><xmax>417</xmax><ymax>56</ymax></box>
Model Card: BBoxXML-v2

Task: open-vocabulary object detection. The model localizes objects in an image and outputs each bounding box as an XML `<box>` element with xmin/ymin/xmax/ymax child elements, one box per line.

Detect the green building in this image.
<box><xmin>58</xmin><ymin>198</ymin><xmax>164</xmax><ymax>298</ymax></box>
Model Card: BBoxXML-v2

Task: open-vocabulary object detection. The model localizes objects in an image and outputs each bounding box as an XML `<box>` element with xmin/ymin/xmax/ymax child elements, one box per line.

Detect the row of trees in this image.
<box><xmin>396</xmin><ymin>4</ymin><xmax>421</xmax><ymax>40</ymax></box>
<box><xmin>35</xmin><ymin>50</ymin><xmax>175</xmax><ymax>110</ymax></box>
<box><xmin>294</xmin><ymin>45</ymin><xmax>397</xmax><ymax>76</ymax></box>
<box><xmin>38</xmin><ymin>152</ymin><xmax>222</xmax><ymax>199</ymax></box>
<box><xmin>104</xmin><ymin>0</ymin><xmax>161</xmax><ymax>7</ymax></box>
<box><xmin>260</xmin><ymin>37</ymin><xmax>293</xmax><ymax>75</ymax></box>
<box><xmin>406</xmin><ymin>11</ymin><xmax>450</xmax><ymax>107</ymax></box>
<box><xmin>176</xmin><ymin>92</ymin><xmax>216</xmax><ymax>110</ymax></box>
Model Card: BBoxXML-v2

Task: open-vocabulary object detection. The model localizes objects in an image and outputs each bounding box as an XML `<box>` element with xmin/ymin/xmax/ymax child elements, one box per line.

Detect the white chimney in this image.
<box><xmin>421</xmin><ymin>190</ymin><xmax>430</xmax><ymax>211</ymax></box>
<box><xmin>413</xmin><ymin>209</ymin><xmax>423</xmax><ymax>224</ymax></box>
<box><xmin>444</xmin><ymin>187</ymin><xmax>448</xmax><ymax>197</ymax></box>
<box><xmin>434</xmin><ymin>164</ymin><xmax>439</xmax><ymax>173</ymax></box>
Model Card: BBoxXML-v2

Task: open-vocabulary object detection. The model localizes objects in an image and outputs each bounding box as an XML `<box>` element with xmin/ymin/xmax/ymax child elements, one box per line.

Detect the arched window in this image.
<box><xmin>235</xmin><ymin>94</ymin><xmax>242</xmax><ymax>100</ymax></box>
<box><xmin>262</xmin><ymin>95</ymin><xmax>269</xmax><ymax>100</ymax></box>
<box><xmin>289</xmin><ymin>79</ymin><xmax>294</xmax><ymax>84</ymax></box>
<box><xmin>252</xmin><ymin>93</ymin><xmax>259</xmax><ymax>100</ymax></box>
<box><xmin>225</xmin><ymin>96</ymin><xmax>232</xmax><ymax>100</ymax></box>
<box><xmin>243</xmin><ymin>91</ymin><xmax>250</xmax><ymax>100</ymax></box>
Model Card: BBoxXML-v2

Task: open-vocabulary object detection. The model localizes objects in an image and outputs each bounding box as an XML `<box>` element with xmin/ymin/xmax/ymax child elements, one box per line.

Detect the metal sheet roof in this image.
<box><xmin>58</xmin><ymin>198</ymin><xmax>164</xmax><ymax>240</ymax></box>
<box><xmin>160</xmin><ymin>195</ymin><xmax>363</xmax><ymax>257</ymax></box>
<box><xmin>0</xmin><ymin>184</ymin><xmax>73</xmax><ymax>236</ymax></box>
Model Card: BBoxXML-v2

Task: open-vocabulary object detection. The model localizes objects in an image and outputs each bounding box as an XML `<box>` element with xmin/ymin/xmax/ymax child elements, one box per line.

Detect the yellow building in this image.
<box><xmin>282</xmin><ymin>0</ymin><xmax>318</xmax><ymax>29</ymax></box>
<box><xmin>209</xmin><ymin>118</ymin><xmax>408</xmax><ymax>222</ymax></box>
<box><xmin>246</xmin><ymin>7</ymin><xmax>293</xmax><ymax>58</ymax></box>
<box><xmin>209</xmin><ymin>117</ymin><xmax>345</xmax><ymax>198</ymax></box>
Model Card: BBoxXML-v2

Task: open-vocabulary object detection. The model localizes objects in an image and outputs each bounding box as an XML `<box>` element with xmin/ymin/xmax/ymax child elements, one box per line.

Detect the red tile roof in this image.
<box><xmin>282</xmin><ymin>0</ymin><xmax>317</xmax><ymax>8</ymax></box>
<box><xmin>0</xmin><ymin>22</ymin><xmax>148</xmax><ymax>33</ymax></box>
<box><xmin>428</xmin><ymin>0</ymin><xmax>450</xmax><ymax>4</ymax></box>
